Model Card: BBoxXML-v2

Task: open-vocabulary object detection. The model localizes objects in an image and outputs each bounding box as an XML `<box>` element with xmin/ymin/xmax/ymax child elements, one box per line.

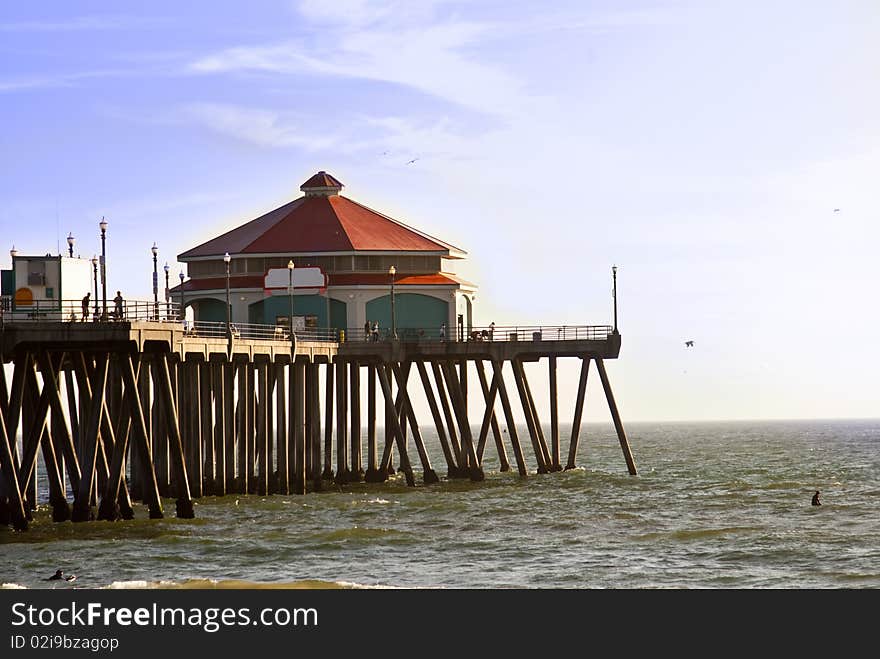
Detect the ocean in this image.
<box><xmin>2</xmin><ymin>418</ymin><xmax>878</xmax><ymax>589</ymax></box>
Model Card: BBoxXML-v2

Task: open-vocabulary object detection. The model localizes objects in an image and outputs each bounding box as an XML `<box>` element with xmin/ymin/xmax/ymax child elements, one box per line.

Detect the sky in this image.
<box><xmin>1</xmin><ymin>0</ymin><xmax>879</xmax><ymax>423</ymax></box>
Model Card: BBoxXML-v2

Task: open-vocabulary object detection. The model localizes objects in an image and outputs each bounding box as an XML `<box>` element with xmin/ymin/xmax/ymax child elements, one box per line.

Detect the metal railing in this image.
<box><xmin>0</xmin><ymin>300</ymin><xmax>612</xmax><ymax>346</ymax></box>
<box><xmin>187</xmin><ymin>321</ymin><xmax>339</xmax><ymax>343</ymax></box>
<box><xmin>0</xmin><ymin>298</ymin><xmax>184</xmax><ymax>323</ymax></box>
<box><xmin>341</xmin><ymin>324</ymin><xmax>614</xmax><ymax>343</ymax></box>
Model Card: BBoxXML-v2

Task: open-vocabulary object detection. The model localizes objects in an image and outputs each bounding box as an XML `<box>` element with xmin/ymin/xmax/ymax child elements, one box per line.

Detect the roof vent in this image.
<box><xmin>300</xmin><ymin>171</ymin><xmax>344</xmax><ymax>197</ymax></box>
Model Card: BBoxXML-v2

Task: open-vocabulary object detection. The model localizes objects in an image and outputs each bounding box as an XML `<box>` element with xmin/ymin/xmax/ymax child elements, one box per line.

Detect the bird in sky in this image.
<box><xmin>833</xmin><ymin>208</ymin><xmax>840</xmax><ymax>212</ymax></box>
<box><xmin>406</xmin><ymin>158</ymin><xmax>419</xmax><ymax>165</ymax></box>
<box><xmin>685</xmin><ymin>340</ymin><xmax>694</xmax><ymax>348</ymax></box>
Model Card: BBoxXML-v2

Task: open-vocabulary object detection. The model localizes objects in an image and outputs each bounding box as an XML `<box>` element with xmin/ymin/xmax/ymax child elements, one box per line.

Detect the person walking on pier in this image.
<box><xmin>364</xmin><ymin>320</ymin><xmax>371</xmax><ymax>340</ymax></box>
<box><xmin>440</xmin><ymin>323</ymin><xmax>446</xmax><ymax>341</ymax></box>
<box><xmin>489</xmin><ymin>321</ymin><xmax>495</xmax><ymax>341</ymax></box>
<box><xmin>372</xmin><ymin>321</ymin><xmax>379</xmax><ymax>342</ymax></box>
<box><xmin>114</xmin><ymin>291</ymin><xmax>125</xmax><ymax>320</ymax></box>
<box><xmin>81</xmin><ymin>293</ymin><xmax>90</xmax><ymax>322</ymax></box>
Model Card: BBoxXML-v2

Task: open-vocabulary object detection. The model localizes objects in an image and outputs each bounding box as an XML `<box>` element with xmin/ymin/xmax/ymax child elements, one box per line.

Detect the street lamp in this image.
<box><xmin>389</xmin><ymin>265</ymin><xmax>397</xmax><ymax>339</ymax></box>
<box><xmin>612</xmin><ymin>264</ymin><xmax>618</xmax><ymax>335</ymax></box>
<box><xmin>224</xmin><ymin>252</ymin><xmax>231</xmax><ymax>339</ymax></box>
<box><xmin>163</xmin><ymin>262</ymin><xmax>170</xmax><ymax>319</ymax></box>
<box><xmin>91</xmin><ymin>256</ymin><xmax>99</xmax><ymax>320</ymax></box>
<box><xmin>99</xmin><ymin>217</ymin><xmax>108</xmax><ymax>320</ymax></box>
<box><xmin>287</xmin><ymin>259</ymin><xmax>295</xmax><ymax>350</ymax></box>
<box><xmin>66</xmin><ymin>232</ymin><xmax>75</xmax><ymax>258</ymax></box>
<box><xmin>179</xmin><ymin>271</ymin><xmax>185</xmax><ymax>321</ymax></box>
<box><xmin>151</xmin><ymin>243</ymin><xmax>159</xmax><ymax>320</ymax></box>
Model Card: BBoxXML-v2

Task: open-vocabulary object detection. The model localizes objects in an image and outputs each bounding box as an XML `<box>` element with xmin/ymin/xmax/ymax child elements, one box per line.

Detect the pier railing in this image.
<box><xmin>0</xmin><ymin>298</ymin><xmax>612</xmax><ymax>345</ymax></box>
<box><xmin>0</xmin><ymin>297</ymin><xmax>184</xmax><ymax>323</ymax></box>
<box><xmin>343</xmin><ymin>324</ymin><xmax>614</xmax><ymax>343</ymax></box>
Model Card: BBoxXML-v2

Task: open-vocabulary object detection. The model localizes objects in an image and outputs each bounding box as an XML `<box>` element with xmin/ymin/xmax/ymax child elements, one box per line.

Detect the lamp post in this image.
<box><xmin>287</xmin><ymin>259</ymin><xmax>295</xmax><ymax>349</ymax></box>
<box><xmin>224</xmin><ymin>252</ymin><xmax>231</xmax><ymax>340</ymax></box>
<box><xmin>91</xmin><ymin>256</ymin><xmax>99</xmax><ymax>320</ymax></box>
<box><xmin>66</xmin><ymin>232</ymin><xmax>75</xmax><ymax>258</ymax></box>
<box><xmin>99</xmin><ymin>217</ymin><xmax>108</xmax><ymax>320</ymax></box>
<box><xmin>163</xmin><ymin>262</ymin><xmax>170</xmax><ymax>319</ymax></box>
<box><xmin>179</xmin><ymin>271</ymin><xmax>185</xmax><ymax>321</ymax></box>
<box><xmin>389</xmin><ymin>265</ymin><xmax>397</xmax><ymax>339</ymax></box>
<box><xmin>151</xmin><ymin>243</ymin><xmax>159</xmax><ymax>320</ymax></box>
<box><xmin>612</xmin><ymin>264</ymin><xmax>618</xmax><ymax>335</ymax></box>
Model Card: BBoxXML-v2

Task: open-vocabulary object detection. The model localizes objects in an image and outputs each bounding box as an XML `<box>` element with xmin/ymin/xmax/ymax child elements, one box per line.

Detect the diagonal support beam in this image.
<box><xmin>595</xmin><ymin>358</ymin><xmax>637</xmax><ymax>475</ymax></box>
<box><xmin>375</xmin><ymin>364</ymin><xmax>414</xmax><ymax>486</ymax></box>
<box><xmin>492</xmin><ymin>360</ymin><xmax>527</xmax><ymax>476</ymax></box>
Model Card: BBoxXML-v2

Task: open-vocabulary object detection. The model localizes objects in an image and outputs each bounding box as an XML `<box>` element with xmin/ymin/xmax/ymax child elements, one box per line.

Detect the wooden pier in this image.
<box><xmin>0</xmin><ymin>319</ymin><xmax>636</xmax><ymax>531</ymax></box>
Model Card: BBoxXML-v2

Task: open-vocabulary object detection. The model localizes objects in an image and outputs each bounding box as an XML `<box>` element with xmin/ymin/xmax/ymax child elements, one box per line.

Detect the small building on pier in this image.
<box><xmin>174</xmin><ymin>171</ymin><xmax>477</xmax><ymax>338</ymax></box>
<box><xmin>1</xmin><ymin>252</ymin><xmax>92</xmax><ymax>321</ymax></box>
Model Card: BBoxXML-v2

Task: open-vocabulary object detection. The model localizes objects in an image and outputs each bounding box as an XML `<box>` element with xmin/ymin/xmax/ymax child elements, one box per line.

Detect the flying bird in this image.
<box><xmin>833</xmin><ymin>208</ymin><xmax>840</xmax><ymax>212</ymax></box>
<box><xmin>685</xmin><ymin>340</ymin><xmax>694</xmax><ymax>348</ymax></box>
<box><xmin>406</xmin><ymin>158</ymin><xmax>419</xmax><ymax>165</ymax></box>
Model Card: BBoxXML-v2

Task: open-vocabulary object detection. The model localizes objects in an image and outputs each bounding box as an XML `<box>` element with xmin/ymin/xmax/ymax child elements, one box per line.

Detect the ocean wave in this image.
<box><xmin>2</xmin><ymin>582</ymin><xmax>27</xmax><ymax>589</ymax></box>
<box><xmin>104</xmin><ymin>578</ymin><xmax>377</xmax><ymax>589</ymax></box>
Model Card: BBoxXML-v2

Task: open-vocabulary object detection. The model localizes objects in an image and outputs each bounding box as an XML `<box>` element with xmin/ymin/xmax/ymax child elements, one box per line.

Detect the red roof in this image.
<box><xmin>179</xmin><ymin>172</ymin><xmax>463</xmax><ymax>259</ymax></box>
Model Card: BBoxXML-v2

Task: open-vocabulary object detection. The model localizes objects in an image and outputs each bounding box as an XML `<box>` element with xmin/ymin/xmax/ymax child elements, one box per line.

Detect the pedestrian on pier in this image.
<box><xmin>372</xmin><ymin>321</ymin><xmax>379</xmax><ymax>342</ymax></box>
<box><xmin>489</xmin><ymin>321</ymin><xmax>495</xmax><ymax>341</ymax></box>
<box><xmin>81</xmin><ymin>293</ymin><xmax>90</xmax><ymax>322</ymax></box>
<box><xmin>440</xmin><ymin>323</ymin><xmax>446</xmax><ymax>341</ymax></box>
<box><xmin>114</xmin><ymin>291</ymin><xmax>124</xmax><ymax>320</ymax></box>
<box><xmin>364</xmin><ymin>320</ymin><xmax>371</xmax><ymax>340</ymax></box>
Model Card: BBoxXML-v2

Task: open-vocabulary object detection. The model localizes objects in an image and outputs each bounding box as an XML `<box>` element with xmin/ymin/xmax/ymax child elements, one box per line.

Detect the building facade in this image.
<box><xmin>174</xmin><ymin>171</ymin><xmax>477</xmax><ymax>339</ymax></box>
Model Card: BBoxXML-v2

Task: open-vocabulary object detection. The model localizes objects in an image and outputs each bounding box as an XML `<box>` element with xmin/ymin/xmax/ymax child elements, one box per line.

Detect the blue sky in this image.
<box><xmin>2</xmin><ymin>1</ymin><xmax>878</xmax><ymax>422</ymax></box>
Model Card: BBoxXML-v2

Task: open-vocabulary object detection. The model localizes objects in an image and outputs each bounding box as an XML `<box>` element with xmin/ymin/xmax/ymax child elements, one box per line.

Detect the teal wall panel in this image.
<box><xmin>194</xmin><ymin>297</ymin><xmax>227</xmax><ymax>323</ymax></box>
<box><xmin>366</xmin><ymin>293</ymin><xmax>447</xmax><ymax>339</ymax></box>
<box><xmin>249</xmin><ymin>294</ymin><xmax>346</xmax><ymax>329</ymax></box>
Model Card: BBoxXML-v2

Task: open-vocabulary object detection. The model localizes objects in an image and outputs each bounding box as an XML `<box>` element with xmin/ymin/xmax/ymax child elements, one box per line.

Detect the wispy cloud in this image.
<box><xmin>0</xmin><ymin>69</ymin><xmax>127</xmax><ymax>93</ymax></box>
<box><xmin>0</xmin><ymin>15</ymin><xmax>170</xmax><ymax>32</ymax></box>
<box><xmin>184</xmin><ymin>102</ymin><xmax>343</xmax><ymax>150</ymax></box>
<box><xmin>188</xmin><ymin>12</ymin><xmax>538</xmax><ymax>121</ymax></box>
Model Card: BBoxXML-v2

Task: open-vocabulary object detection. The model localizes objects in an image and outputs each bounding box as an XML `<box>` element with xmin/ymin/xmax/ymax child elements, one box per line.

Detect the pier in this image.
<box><xmin>0</xmin><ymin>307</ymin><xmax>636</xmax><ymax>531</ymax></box>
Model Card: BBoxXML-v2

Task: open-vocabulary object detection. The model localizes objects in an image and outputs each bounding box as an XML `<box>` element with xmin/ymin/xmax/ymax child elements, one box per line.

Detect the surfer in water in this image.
<box><xmin>47</xmin><ymin>569</ymin><xmax>76</xmax><ymax>582</ymax></box>
<box><xmin>812</xmin><ymin>491</ymin><xmax>821</xmax><ymax>506</ymax></box>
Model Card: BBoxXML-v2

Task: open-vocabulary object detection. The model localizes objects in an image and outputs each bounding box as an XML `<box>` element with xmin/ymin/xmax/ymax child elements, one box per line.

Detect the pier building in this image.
<box><xmin>0</xmin><ymin>172</ymin><xmax>636</xmax><ymax>531</ymax></box>
<box><xmin>174</xmin><ymin>172</ymin><xmax>476</xmax><ymax>340</ymax></box>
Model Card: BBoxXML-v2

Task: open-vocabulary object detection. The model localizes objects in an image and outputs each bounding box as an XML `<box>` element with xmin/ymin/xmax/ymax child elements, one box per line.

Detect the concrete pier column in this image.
<box><xmin>334</xmin><ymin>359</ymin><xmax>349</xmax><ymax>484</ymax></box>
<box><xmin>293</xmin><ymin>360</ymin><xmax>306</xmax><ymax>495</ymax></box>
<box><xmin>154</xmin><ymin>353</ymin><xmax>195</xmax><ymax>518</ymax></box>
<box><xmin>223</xmin><ymin>362</ymin><xmax>236</xmax><ymax>493</ymax></box>
<box><xmin>322</xmin><ymin>363</ymin><xmax>334</xmax><ymax>481</ymax></box>
<box><xmin>475</xmin><ymin>359</ymin><xmax>508</xmax><ymax>471</ymax></box>
<box><xmin>275</xmin><ymin>362</ymin><xmax>289</xmax><ymax>494</ymax></box>
<box><xmin>364</xmin><ymin>363</ymin><xmax>384</xmax><ymax>482</ymax></box>
<box><xmin>565</xmin><ymin>356</ymin><xmax>590</xmax><ymax>470</ymax></box>
<box><xmin>430</xmin><ymin>361</ymin><xmax>462</xmax><ymax>474</ymax></box>
<box><xmin>549</xmin><ymin>356</ymin><xmax>561</xmax><ymax>471</ymax></box>
<box><xmin>510</xmin><ymin>359</ymin><xmax>549</xmax><ymax>474</ymax></box>
<box><xmin>349</xmin><ymin>362</ymin><xmax>364</xmax><ymax>481</ymax></box>
<box><xmin>256</xmin><ymin>360</ymin><xmax>269</xmax><ymax>496</ymax></box>
<box><xmin>493</xmin><ymin>360</ymin><xmax>527</xmax><ymax>476</ymax></box>
<box><xmin>120</xmin><ymin>354</ymin><xmax>162</xmax><ymax>518</ymax></box>
<box><xmin>416</xmin><ymin>360</ymin><xmax>457</xmax><ymax>477</ymax></box>
<box><xmin>440</xmin><ymin>360</ymin><xmax>483</xmax><ymax>481</ymax></box>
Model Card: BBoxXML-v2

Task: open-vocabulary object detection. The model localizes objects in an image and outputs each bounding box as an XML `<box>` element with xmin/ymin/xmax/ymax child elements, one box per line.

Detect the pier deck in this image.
<box><xmin>0</xmin><ymin>319</ymin><xmax>635</xmax><ymax>531</ymax></box>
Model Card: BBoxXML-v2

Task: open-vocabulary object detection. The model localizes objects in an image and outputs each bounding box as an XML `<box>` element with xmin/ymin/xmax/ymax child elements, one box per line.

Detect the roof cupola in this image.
<box><xmin>300</xmin><ymin>171</ymin><xmax>344</xmax><ymax>197</ymax></box>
